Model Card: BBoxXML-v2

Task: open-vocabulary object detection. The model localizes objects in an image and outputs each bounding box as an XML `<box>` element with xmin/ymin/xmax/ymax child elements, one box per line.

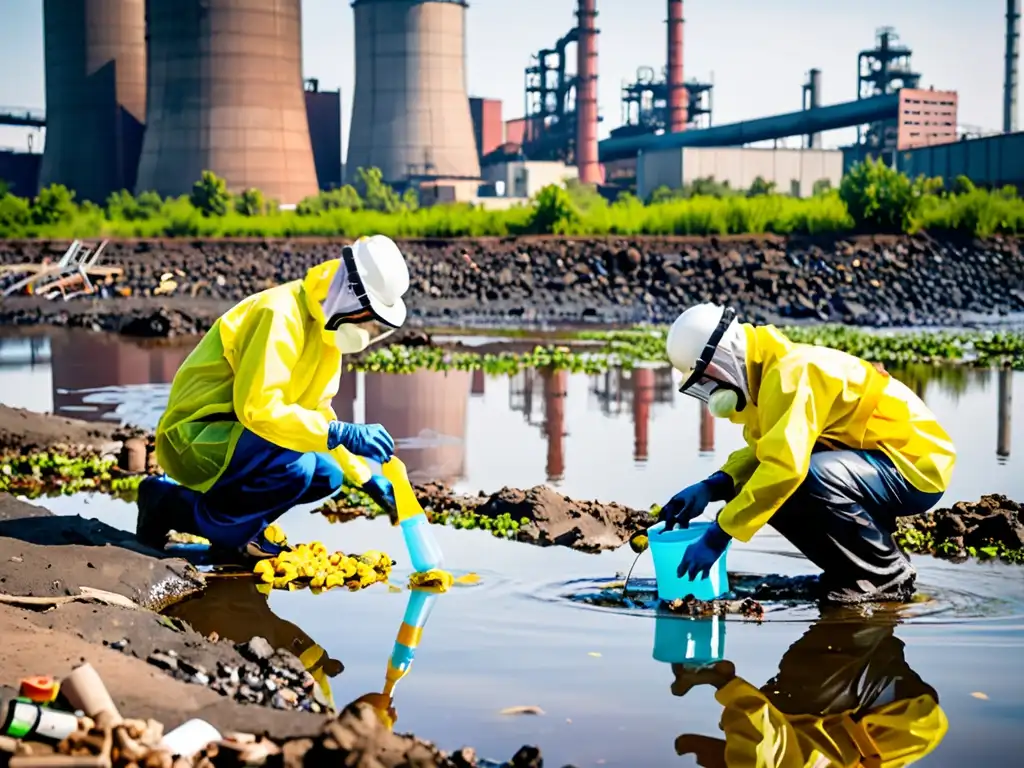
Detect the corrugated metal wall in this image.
<box><xmin>135</xmin><ymin>0</ymin><xmax>319</xmax><ymax>204</ymax></box>
<box><xmin>39</xmin><ymin>0</ymin><xmax>146</xmax><ymax>202</ymax></box>
<box><xmin>637</xmin><ymin>147</ymin><xmax>843</xmax><ymax>199</ymax></box>
<box><xmin>305</xmin><ymin>89</ymin><xmax>343</xmax><ymax>190</ymax></box>
<box><xmin>347</xmin><ymin>0</ymin><xmax>480</xmax><ymax>187</ymax></box>
<box><xmin>898</xmin><ymin>132</ymin><xmax>1024</xmax><ymax>188</ymax></box>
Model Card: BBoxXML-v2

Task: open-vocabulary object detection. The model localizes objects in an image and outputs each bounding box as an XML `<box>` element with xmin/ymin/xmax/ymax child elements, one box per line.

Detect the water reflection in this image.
<box><xmin>0</xmin><ymin>331</ymin><xmax>1017</xmax><ymax>480</ymax></box>
<box><xmin>166</xmin><ymin>576</ymin><xmax>343</xmax><ymax>707</ymax></box>
<box><xmin>665</xmin><ymin>612</ymin><xmax>948</xmax><ymax>767</ymax></box>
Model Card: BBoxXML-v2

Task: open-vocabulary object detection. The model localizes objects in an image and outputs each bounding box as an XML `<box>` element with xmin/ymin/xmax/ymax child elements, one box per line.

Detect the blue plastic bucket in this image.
<box><xmin>652</xmin><ymin>611</ymin><xmax>727</xmax><ymax>664</ymax></box>
<box><xmin>646</xmin><ymin>520</ymin><xmax>731</xmax><ymax>601</ymax></box>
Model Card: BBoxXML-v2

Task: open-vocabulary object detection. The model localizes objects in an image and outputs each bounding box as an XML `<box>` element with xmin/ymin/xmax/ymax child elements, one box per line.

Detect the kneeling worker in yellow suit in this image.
<box><xmin>659</xmin><ymin>303</ymin><xmax>957</xmax><ymax>603</ymax></box>
<box><xmin>137</xmin><ymin>235</ymin><xmax>409</xmax><ymax>560</ymax></box>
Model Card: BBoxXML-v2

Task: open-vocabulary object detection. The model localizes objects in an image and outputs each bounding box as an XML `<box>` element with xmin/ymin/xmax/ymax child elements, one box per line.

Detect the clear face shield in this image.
<box><xmin>677</xmin><ymin>306</ymin><xmax>749</xmax><ymax>415</ymax></box>
<box><xmin>322</xmin><ymin>246</ymin><xmax>401</xmax><ymax>353</ymax></box>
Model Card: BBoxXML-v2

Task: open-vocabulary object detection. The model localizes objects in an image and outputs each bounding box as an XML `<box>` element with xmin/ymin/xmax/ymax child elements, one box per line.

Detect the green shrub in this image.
<box><xmin>2</xmin><ymin>164</ymin><xmax>1024</xmax><ymax>239</ymax></box>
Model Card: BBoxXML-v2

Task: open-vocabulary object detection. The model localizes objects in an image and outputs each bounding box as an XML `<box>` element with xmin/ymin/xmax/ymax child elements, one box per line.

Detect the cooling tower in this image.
<box><xmin>135</xmin><ymin>0</ymin><xmax>318</xmax><ymax>204</ymax></box>
<box><xmin>39</xmin><ymin>0</ymin><xmax>146</xmax><ymax>202</ymax></box>
<box><xmin>346</xmin><ymin>0</ymin><xmax>481</xmax><ymax>187</ymax></box>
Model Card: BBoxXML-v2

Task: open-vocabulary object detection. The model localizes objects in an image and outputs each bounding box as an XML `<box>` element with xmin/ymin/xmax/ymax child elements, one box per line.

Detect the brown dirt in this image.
<box><xmin>0</xmin><ymin>494</ymin><xmax>540</xmax><ymax>765</ymax></box>
<box><xmin>0</xmin><ymin>404</ymin><xmax>145</xmax><ymax>457</ymax></box>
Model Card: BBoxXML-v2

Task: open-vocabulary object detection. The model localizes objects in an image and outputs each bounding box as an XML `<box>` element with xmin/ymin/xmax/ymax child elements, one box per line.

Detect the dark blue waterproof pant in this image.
<box><xmin>768</xmin><ymin>449</ymin><xmax>943</xmax><ymax>589</ymax></box>
<box><xmin>187</xmin><ymin>429</ymin><xmax>345</xmax><ymax>548</ymax></box>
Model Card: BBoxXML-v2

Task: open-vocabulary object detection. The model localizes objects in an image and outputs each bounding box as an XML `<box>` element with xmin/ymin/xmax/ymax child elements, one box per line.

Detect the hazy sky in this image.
<box><xmin>0</xmin><ymin>0</ymin><xmax>1011</xmax><ymax>156</ymax></box>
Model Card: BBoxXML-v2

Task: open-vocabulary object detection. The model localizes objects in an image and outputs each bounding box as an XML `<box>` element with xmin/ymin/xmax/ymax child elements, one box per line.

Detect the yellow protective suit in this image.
<box><xmin>714</xmin><ymin>678</ymin><xmax>948</xmax><ymax>768</ymax></box>
<box><xmin>155</xmin><ymin>259</ymin><xmax>371</xmax><ymax>493</ymax></box>
<box><xmin>715</xmin><ymin>325</ymin><xmax>956</xmax><ymax>542</ymax></box>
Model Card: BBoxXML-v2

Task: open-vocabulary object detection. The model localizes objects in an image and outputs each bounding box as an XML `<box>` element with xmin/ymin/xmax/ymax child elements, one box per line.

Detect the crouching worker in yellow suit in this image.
<box><xmin>136</xmin><ymin>235</ymin><xmax>409</xmax><ymax>560</ymax></box>
<box><xmin>659</xmin><ymin>303</ymin><xmax>956</xmax><ymax>603</ymax></box>
<box><xmin>668</xmin><ymin>614</ymin><xmax>948</xmax><ymax>767</ymax></box>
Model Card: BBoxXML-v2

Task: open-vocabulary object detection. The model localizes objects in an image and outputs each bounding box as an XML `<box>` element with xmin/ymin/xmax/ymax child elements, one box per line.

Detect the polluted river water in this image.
<box><xmin>1</xmin><ymin>329</ymin><xmax>1023</xmax><ymax>766</ymax></box>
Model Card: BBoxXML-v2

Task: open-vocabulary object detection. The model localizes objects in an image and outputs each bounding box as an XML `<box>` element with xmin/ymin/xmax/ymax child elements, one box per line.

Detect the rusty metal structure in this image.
<box><xmin>517</xmin><ymin>0</ymin><xmax>600</xmax><ymax>181</ymax></box>
<box><xmin>856</xmin><ymin>27</ymin><xmax>920</xmax><ymax>151</ymax></box>
<box><xmin>1007</xmin><ymin>0</ymin><xmax>1021</xmax><ymax>133</ymax></box>
<box><xmin>346</xmin><ymin>0</ymin><xmax>481</xmax><ymax>190</ymax></box>
<box><xmin>666</xmin><ymin>0</ymin><xmax>686</xmax><ymax>132</ymax></box>
<box><xmin>608</xmin><ymin>0</ymin><xmax>712</xmax><ymax>141</ymax></box>
<box><xmin>575</xmin><ymin>0</ymin><xmax>600</xmax><ymax>184</ymax></box>
<box><xmin>135</xmin><ymin>0</ymin><xmax>318</xmax><ymax>204</ymax></box>
<box><xmin>38</xmin><ymin>0</ymin><xmax>146</xmax><ymax>202</ymax></box>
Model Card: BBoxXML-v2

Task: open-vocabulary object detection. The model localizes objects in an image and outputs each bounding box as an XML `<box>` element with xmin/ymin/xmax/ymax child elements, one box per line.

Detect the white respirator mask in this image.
<box><xmin>322</xmin><ymin>236</ymin><xmax>410</xmax><ymax>354</ymax></box>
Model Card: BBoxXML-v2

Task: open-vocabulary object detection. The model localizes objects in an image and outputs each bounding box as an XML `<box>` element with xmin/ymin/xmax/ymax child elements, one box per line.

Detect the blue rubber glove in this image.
<box><xmin>678</xmin><ymin>521</ymin><xmax>732</xmax><ymax>581</ymax></box>
<box><xmin>362</xmin><ymin>474</ymin><xmax>397</xmax><ymax>521</ymax></box>
<box><xmin>659</xmin><ymin>472</ymin><xmax>735</xmax><ymax>531</ymax></box>
<box><xmin>327</xmin><ymin>421</ymin><xmax>395</xmax><ymax>463</ymax></box>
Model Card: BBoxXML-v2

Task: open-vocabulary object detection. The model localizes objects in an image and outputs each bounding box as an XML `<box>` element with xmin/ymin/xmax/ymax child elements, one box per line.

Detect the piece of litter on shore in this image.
<box><xmin>499</xmin><ymin>706</ymin><xmax>545</xmax><ymax>716</ymax></box>
<box><xmin>588</xmin><ymin>651</ymin><xmax>601</xmax><ymax>657</ymax></box>
<box><xmin>971</xmin><ymin>692</ymin><xmax>989</xmax><ymax>700</ymax></box>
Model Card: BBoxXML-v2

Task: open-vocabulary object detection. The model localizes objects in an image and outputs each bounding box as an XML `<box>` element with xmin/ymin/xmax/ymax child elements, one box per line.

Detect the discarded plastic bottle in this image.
<box><xmin>381</xmin><ymin>456</ymin><xmax>444</xmax><ymax>573</ymax></box>
<box><xmin>1</xmin><ymin>698</ymin><xmax>79</xmax><ymax>742</ymax></box>
<box><xmin>383</xmin><ymin>587</ymin><xmax>439</xmax><ymax>696</ymax></box>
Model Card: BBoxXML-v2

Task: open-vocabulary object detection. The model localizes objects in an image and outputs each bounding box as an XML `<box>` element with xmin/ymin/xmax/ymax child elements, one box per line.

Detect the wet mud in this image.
<box><xmin>2</xmin><ymin>235</ymin><xmax>1024</xmax><ymax>335</ymax></box>
<box><xmin>0</xmin><ymin>495</ymin><xmax>543</xmax><ymax>766</ymax></box>
<box><xmin>897</xmin><ymin>494</ymin><xmax>1024</xmax><ymax>562</ymax></box>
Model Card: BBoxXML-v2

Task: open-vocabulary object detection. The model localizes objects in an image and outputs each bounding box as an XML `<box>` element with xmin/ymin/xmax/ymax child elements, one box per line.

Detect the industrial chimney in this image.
<box><xmin>575</xmin><ymin>0</ymin><xmax>600</xmax><ymax>184</ymax></box>
<box><xmin>135</xmin><ymin>0</ymin><xmax>319</xmax><ymax>204</ymax></box>
<box><xmin>38</xmin><ymin>0</ymin><xmax>146</xmax><ymax>203</ymax></box>
<box><xmin>666</xmin><ymin>0</ymin><xmax>686</xmax><ymax>132</ymax></box>
<box><xmin>346</xmin><ymin>0</ymin><xmax>481</xmax><ymax>191</ymax></box>
<box><xmin>1006</xmin><ymin>0</ymin><xmax>1020</xmax><ymax>133</ymax></box>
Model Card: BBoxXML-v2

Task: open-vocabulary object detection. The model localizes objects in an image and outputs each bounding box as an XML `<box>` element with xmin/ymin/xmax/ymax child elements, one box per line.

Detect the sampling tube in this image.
<box><xmin>381</xmin><ymin>456</ymin><xmax>444</xmax><ymax>573</ymax></box>
<box><xmin>383</xmin><ymin>587</ymin><xmax>439</xmax><ymax>697</ymax></box>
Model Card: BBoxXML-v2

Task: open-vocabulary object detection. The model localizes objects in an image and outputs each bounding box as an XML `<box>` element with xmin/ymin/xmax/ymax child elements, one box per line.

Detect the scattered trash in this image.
<box><xmin>253</xmin><ymin>539</ymin><xmax>393</xmax><ymax>592</ymax></box>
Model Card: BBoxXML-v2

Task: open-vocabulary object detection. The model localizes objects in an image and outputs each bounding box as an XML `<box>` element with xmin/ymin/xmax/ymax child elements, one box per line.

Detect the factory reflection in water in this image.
<box><xmin>0</xmin><ymin>334</ymin><xmax>1015</xmax><ymax>475</ymax></box>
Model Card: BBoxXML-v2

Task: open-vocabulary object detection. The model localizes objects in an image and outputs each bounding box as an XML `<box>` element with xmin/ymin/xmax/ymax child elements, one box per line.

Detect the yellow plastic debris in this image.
<box><xmin>252</xmin><ymin>538</ymin><xmax>393</xmax><ymax>593</ymax></box>
<box><xmin>407</xmin><ymin>569</ymin><xmax>481</xmax><ymax>593</ymax></box>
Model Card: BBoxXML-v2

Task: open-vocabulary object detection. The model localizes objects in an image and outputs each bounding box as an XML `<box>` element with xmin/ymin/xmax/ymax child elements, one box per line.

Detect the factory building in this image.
<box><xmin>890</xmin><ymin>131</ymin><xmax>1024</xmax><ymax>190</ymax></box>
<box><xmin>38</xmin><ymin>0</ymin><xmax>146</xmax><ymax>204</ymax></box>
<box><xmin>346</xmin><ymin>0</ymin><xmax>481</xmax><ymax>201</ymax></box>
<box><xmin>469</xmin><ymin>97</ymin><xmax>504</xmax><ymax>161</ymax></box>
<box><xmin>135</xmin><ymin>0</ymin><xmax>318</xmax><ymax>204</ymax></box>
<box><xmin>304</xmin><ymin>80</ymin><xmax>343</xmax><ymax>191</ymax></box>
<box><xmin>637</xmin><ymin>147</ymin><xmax>843</xmax><ymax>201</ymax></box>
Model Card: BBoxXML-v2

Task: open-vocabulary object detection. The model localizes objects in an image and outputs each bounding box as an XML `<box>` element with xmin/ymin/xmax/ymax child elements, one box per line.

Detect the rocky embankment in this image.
<box><xmin>1</xmin><ymin>235</ymin><xmax>1023</xmax><ymax>336</ymax></box>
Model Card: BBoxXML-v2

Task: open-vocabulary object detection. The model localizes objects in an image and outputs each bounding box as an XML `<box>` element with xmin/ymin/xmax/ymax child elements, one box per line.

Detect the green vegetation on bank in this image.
<box><xmin>350</xmin><ymin>326</ymin><xmax>1024</xmax><ymax>376</ymax></box>
<box><xmin>0</xmin><ymin>452</ymin><xmax>142</xmax><ymax>500</ymax></box>
<box><xmin>2</xmin><ymin>159</ymin><xmax>1023</xmax><ymax>239</ymax></box>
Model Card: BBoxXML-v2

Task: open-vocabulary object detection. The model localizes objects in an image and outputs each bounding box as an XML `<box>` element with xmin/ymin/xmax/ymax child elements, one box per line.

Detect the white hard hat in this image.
<box><xmin>666</xmin><ymin>303</ymin><xmax>749</xmax><ymax>407</ymax></box>
<box><xmin>323</xmin><ymin>235</ymin><xmax>410</xmax><ymax>332</ymax></box>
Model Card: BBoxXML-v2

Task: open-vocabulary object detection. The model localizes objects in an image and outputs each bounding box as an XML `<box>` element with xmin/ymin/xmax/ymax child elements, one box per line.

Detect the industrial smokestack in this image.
<box><xmin>39</xmin><ymin>0</ymin><xmax>146</xmax><ymax>202</ymax></box>
<box><xmin>135</xmin><ymin>0</ymin><xmax>318</xmax><ymax>204</ymax></box>
<box><xmin>1006</xmin><ymin>0</ymin><xmax>1020</xmax><ymax>132</ymax></box>
<box><xmin>347</xmin><ymin>0</ymin><xmax>481</xmax><ymax>188</ymax></box>
<box><xmin>806</xmin><ymin>68</ymin><xmax>822</xmax><ymax>148</ymax></box>
<box><xmin>575</xmin><ymin>0</ymin><xmax>600</xmax><ymax>184</ymax></box>
<box><xmin>667</xmin><ymin>0</ymin><xmax>687</xmax><ymax>132</ymax></box>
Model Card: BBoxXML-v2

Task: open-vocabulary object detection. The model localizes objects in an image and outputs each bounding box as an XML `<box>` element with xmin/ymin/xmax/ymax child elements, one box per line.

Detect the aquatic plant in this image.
<box><xmin>4</xmin><ymin>163</ymin><xmax>1024</xmax><ymax>238</ymax></box>
<box><xmin>350</xmin><ymin>326</ymin><xmax>1024</xmax><ymax>376</ymax></box>
<box><xmin>0</xmin><ymin>451</ymin><xmax>143</xmax><ymax>500</ymax></box>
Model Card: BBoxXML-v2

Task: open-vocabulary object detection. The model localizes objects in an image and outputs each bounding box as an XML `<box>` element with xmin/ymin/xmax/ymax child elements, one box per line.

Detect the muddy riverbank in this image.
<box><xmin>3</xmin><ymin>405</ymin><xmax>1021</xmax><ymax>566</ymax></box>
<box><xmin>2</xmin><ymin>235</ymin><xmax>1023</xmax><ymax>335</ymax></box>
<box><xmin>0</xmin><ymin>493</ymin><xmax>545</xmax><ymax>767</ymax></box>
